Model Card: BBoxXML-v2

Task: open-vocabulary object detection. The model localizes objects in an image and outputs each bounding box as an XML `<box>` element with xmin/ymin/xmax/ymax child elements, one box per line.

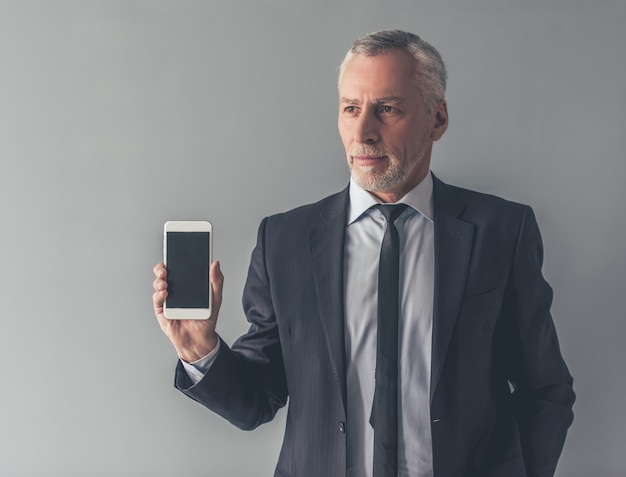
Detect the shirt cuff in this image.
<box><xmin>179</xmin><ymin>338</ymin><xmax>221</xmax><ymax>385</ymax></box>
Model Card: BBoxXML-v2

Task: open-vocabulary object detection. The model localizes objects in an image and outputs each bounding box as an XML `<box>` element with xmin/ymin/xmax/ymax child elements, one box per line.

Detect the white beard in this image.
<box><xmin>348</xmin><ymin>140</ymin><xmax>428</xmax><ymax>193</ymax></box>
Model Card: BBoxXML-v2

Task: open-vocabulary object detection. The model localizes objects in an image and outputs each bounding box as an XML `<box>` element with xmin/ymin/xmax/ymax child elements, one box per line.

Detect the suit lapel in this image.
<box><xmin>430</xmin><ymin>176</ymin><xmax>474</xmax><ymax>402</ymax></box>
<box><xmin>309</xmin><ymin>187</ymin><xmax>350</xmax><ymax>411</ymax></box>
<box><xmin>306</xmin><ymin>179</ymin><xmax>473</xmax><ymax>408</ymax></box>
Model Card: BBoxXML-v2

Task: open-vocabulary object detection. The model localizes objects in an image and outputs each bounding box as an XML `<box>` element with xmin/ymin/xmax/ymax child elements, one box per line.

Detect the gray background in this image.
<box><xmin>1</xmin><ymin>0</ymin><xmax>624</xmax><ymax>476</ymax></box>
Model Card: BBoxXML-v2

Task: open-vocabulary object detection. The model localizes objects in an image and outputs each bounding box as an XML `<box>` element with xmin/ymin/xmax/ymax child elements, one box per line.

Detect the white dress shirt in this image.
<box><xmin>344</xmin><ymin>174</ymin><xmax>434</xmax><ymax>477</ymax></box>
<box><xmin>182</xmin><ymin>174</ymin><xmax>435</xmax><ymax>477</ymax></box>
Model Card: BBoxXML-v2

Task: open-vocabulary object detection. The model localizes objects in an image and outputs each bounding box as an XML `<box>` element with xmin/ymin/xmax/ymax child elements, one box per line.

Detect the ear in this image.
<box><xmin>431</xmin><ymin>100</ymin><xmax>448</xmax><ymax>142</ymax></box>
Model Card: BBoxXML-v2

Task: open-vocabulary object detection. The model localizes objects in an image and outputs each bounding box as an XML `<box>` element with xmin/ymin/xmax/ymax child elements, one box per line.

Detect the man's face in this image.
<box><xmin>338</xmin><ymin>49</ymin><xmax>448</xmax><ymax>202</ymax></box>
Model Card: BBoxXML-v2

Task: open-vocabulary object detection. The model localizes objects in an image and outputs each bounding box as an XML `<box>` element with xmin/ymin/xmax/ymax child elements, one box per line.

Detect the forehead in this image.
<box><xmin>338</xmin><ymin>49</ymin><xmax>417</xmax><ymax>100</ymax></box>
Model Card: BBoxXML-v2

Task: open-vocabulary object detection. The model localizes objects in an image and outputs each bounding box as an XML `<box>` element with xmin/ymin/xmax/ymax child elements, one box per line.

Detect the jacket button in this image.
<box><xmin>339</xmin><ymin>421</ymin><xmax>345</xmax><ymax>433</ymax></box>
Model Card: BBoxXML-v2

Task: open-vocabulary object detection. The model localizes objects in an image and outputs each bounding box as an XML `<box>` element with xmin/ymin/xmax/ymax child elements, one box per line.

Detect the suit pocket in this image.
<box><xmin>461</xmin><ymin>287</ymin><xmax>499</xmax><ymax>314</ymax></box>
<box><xmin>458</xmin><ymin>288</ymin><xmax>500</xmax><ymax>338</ymax></box>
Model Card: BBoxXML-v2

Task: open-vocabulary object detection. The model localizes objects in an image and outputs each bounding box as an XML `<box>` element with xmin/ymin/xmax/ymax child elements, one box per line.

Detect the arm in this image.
<box><xmin>503</xmin><ymin>206</ymin><xmax>575</xmax><ymax>477</ymax></box>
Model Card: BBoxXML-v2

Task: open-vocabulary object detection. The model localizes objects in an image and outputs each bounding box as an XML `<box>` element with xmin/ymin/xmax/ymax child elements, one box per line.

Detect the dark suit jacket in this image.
<box><xmin>175</xmin><ymin>175</ymin><xmax>575</xmax><ymax>477</ymax></box>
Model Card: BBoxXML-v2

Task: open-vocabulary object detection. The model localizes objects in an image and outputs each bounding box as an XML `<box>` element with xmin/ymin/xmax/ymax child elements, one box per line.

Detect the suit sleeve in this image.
<box><xmin>174</xmin><ymin>217</ymin><xmax>288</xmax><ymax>430</ymax></box>
<box><xmin>503</xmin><ymin>206</ymin><xmax>575</xmax><ymax>477</ymax></box>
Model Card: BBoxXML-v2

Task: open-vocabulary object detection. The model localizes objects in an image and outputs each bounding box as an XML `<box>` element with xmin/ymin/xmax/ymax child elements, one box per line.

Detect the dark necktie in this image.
<box><xmin>371</xmin><ymin>203</ymin><xmax>408</xmax><ymax>477</ymax></box>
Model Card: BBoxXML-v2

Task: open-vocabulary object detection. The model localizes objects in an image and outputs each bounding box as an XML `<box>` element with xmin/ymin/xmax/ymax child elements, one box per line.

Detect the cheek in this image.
<box><xmin>382</xmin><ymin>132</ymin><xmax>406</xmax><ymax>155</ymax></box>
<box><xmin>338</xmin><ymin>125</ymin><xmax>352</xmax><ymax>149</ymax></box>
<box><xmin>394</xmin><ymin>127</ymin><xmax>422</xmax><ymax>154</ymax></box>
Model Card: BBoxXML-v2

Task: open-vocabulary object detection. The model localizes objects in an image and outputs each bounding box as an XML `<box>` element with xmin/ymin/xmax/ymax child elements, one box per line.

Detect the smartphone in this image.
<box><xmin>163</xmin><ymin>220</ymin><xmax>212</xmax><ymax>319</ymax></box>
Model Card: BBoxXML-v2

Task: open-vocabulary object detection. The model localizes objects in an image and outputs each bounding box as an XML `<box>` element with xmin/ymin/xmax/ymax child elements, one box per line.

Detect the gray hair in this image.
<box><xmin>338</xmin><ymin>30</ymin><xmax>447</xmax><ymax>111</ymax></box>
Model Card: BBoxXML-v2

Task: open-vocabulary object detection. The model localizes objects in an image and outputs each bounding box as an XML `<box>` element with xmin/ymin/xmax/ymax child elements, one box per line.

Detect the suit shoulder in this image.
<box><xmin>264</xmin><ymin>188</ymin><xmax>347</xmax><ymax>228</ymax></box>
<box><xmin>453</xmin><ymin>184</ymin><xmax>526</xmax><ymax>207</ymax></box>
<box><xmin>254</xmin><ymin>188</ymin><xmax>347</xmax><ymax>254</ymax></box>
<box><xmin>437</xmin><ymin>180</ymin><xmax>542</xmax><ymax>256</ymax></box>
<box><xmin>432</xmin><ymin>175</ymin><xmax>537</xmax><ymax>237</ymax></box>
<box><xmin>446</xmin><ymin>183</ymin><xmax>529</xmax><ymax>219</ymax></box>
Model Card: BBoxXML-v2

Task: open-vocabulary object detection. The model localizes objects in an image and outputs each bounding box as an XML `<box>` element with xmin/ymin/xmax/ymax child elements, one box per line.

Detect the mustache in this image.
<box><xmin>350</xmin><ymin>145</ymin><xmax>388</xmax><ymax>157</ymax></box>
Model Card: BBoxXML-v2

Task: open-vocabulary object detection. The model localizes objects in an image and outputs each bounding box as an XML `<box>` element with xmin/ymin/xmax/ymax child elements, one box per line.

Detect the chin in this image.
<box><xmin>352</xmin><ymin>173</ymin><xmax>398</xmax><ymax>193</ymax></box>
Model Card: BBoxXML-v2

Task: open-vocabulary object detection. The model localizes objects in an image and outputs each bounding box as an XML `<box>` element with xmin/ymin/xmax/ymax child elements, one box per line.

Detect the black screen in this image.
<box><xmin>166</xmin><ymin>231</ymin><xmax>210</xmax><ymax>308</ymax></box>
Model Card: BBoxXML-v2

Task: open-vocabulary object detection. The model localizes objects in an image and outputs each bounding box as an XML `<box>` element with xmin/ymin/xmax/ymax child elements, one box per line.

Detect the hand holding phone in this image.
<box><xmin>153</xmin><ymin>260</ymin><xmax>222</xmax><ymax>362</ymax></box>
<box><xmin>153</xmin><ymin>221</ymin><xmax>223</xmax><ymax>362</ymax></box>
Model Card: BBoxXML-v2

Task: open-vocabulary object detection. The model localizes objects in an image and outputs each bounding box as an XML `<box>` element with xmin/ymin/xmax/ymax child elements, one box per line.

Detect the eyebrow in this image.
<box><xmin>339</xmin><ymin>96</ymin><xmax>405</xmax><ymax>105</ymax></box>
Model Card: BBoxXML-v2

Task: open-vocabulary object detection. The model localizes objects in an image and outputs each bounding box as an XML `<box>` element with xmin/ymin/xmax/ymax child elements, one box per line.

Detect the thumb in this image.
<box><xmin>210</xmin><ymin>260</ymin><xmax>224</xmax><ymax>321</ymax></box>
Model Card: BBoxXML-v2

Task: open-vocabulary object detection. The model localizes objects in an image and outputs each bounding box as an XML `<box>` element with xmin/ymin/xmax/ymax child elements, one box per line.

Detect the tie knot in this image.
<box><xmin>374</xmin><ymin>203</ymin><xmax>409</xmax><ymax>224</ymax></box>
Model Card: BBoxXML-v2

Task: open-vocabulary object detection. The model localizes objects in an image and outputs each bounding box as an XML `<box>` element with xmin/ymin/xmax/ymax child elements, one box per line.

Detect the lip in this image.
<box><xmin>352</xmin><ymin>155</ymin><xmax>387</xmax><ymax>167</ymax></box>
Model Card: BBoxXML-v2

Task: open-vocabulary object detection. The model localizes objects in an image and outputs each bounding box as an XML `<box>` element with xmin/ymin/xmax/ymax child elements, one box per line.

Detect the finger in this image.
<box><xmin>210</xmin><ymin>261</ymin><xmax>224</xmax><ymax>319</ymax></box>
<box><xmin>153</xmin><ymin>289</ymin><xmax>167</xmax><ymax>309</ymax></box>
<box><xmin>154</xmin><ymin>305</ymin><xmax>170</xmax><ymax>334</ymax></box>
<box><xmin>153</xmin><ymin>277</ymin><xmax>168</xmax><ymax>292</ymax></box>
<box><xmin>153</xmin><ymin>262</ymin><xmax>167</xmax><ymax>278</ymax></box>
<box><xmin>211</xmin><ymin>260</ymin><xmax>223</xmax><ymax>285</ymax></box>
<box><xmin>210</xmin><ymin>261</ymin><xmax>224</xmax><ymax>296</ymax></box>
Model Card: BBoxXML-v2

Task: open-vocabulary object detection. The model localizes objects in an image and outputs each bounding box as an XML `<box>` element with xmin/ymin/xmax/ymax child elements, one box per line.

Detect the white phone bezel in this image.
<box><xmin>163</xmin><ymin>220</ymin><xmax>213</xmax><ymax>320</ymax></box>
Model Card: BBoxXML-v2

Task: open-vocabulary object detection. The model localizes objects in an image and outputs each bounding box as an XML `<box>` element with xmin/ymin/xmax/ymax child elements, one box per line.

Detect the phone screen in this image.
<box><xmin>166</xmin><ymin>231</ymin><xmax>210</xmax><ymax>308</ymax></box>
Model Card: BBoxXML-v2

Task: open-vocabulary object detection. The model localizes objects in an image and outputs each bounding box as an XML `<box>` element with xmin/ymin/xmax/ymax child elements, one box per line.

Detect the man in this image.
<box><xmin>153</xmin><ymin>30</ymin><xmax>574</xmax><ymax>477</ymax></box>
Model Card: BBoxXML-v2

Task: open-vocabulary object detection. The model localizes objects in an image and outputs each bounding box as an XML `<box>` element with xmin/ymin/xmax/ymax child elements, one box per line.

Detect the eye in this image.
<box><xmin>343</xmin><ymin>106</ymin><xmax>356</xmax><ymax>113</ymax></box>
<box><xmin>379</xmin><ymin>105</ymin><xmax>396</xmax><ymax>114</ymax></box>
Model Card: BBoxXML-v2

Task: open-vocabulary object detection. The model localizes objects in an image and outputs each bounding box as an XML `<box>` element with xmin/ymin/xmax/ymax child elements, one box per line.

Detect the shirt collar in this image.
<box><xmin>347</xmin><ymin>171</ymin><xmax>434</xmax><ymax>225</ymax></box>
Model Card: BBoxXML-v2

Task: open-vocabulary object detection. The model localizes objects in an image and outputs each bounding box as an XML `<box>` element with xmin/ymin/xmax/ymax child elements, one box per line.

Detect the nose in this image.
<box><xmin>354</xmin><ymin>110</ymin><xmax>380</xmax><ymax>144</ymax></box>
